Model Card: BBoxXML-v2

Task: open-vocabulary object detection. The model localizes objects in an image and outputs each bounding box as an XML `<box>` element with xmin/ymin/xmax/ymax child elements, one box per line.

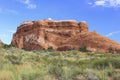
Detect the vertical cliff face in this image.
<box><xmin>11</xmin><ymin>19</ymin><xmax>120</xmax><ymax>53</ymax></box>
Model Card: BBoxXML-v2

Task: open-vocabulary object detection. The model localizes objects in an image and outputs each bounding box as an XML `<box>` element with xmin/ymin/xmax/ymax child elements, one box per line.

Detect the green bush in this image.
<box><xmin>3</xmin><ymin>44</ymin><xmax>15</xmax><ymax>48</ymax></box>
<box><xmin>47</xmin><ymin>46</ymin><xmax>53</xmax><ymax>51</ymax></box>
<box><xmin>48</xmin><ymin>65</ymin><xmax>63</xmax><ymax>80</ymax></box>
<box><xmin>79</xmin><ymin>45</ymin><xmax>87</xmax><ymax>52</ymax></box>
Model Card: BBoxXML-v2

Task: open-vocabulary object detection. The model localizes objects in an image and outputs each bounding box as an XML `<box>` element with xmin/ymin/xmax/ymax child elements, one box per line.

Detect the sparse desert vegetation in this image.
<box><xmin>0</xmin><ymin>46</ymin><xmax>120</xmax><ymax>80</ymax></box>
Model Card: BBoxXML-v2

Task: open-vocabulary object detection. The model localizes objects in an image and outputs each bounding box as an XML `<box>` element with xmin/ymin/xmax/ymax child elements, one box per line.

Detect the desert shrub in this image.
<box><xmin>48</xmin><ymin>62</ymin><xmax>82</xmax><ymax>80</ymax></box>
<box><xmin>48</xmin><ymin>57</ymin><xmax>63</xmax><ymax>80</ymax></box>
<box><xmin>62</xmin><ymin>67</ymin><xmax>75</xmax><ymax>80</ymax></box>
<box><xmin>6</xmin><ymin>54</ymin><xmax>22</xmax><ymax>64</ymax></box>
<box><xmin>85</xmin><ymin>68</ymin><xmax>108</xmax><ymax>80</ymax></box>
<box><xmin>79</xmin><ymin>45</ymin><xmax>87</xmax><ymax>52</ymax></box>
<box><xmin>3</xmin><ymin>44</ymin><xmax>15</xmax><ymax>48</ymax></box>
<box><xmin>78</xmin><ymin>60</ymin><xmax>91</xmax><ymax>68</ymax></box>
<box><xmin>92</xmin><ymin>58</ymin><xmax>120</xmax><ymax>69</ymax></box>
<box><xmin>47</xmin><ymin>55</ymin><xmax>85</xmax><ymax>80</ymax></box>
<box><xmin>48</xmin><ymin>65</ymin><xmax>63</xmax><ymax>80</ymax></box>
<box><xmin>110</xmin><ymin>58</ymin><xmax>120</xmax><ymax>68</ymax></box>
<box><xmin>68</xmin><ymin>47</ymin><xmax>75</xmax><ymax>51</ymax></box>
<box><xmin>47</xmin><ymin>46</ymin><xmax>53</xmax><ymax>51</ymax></box>
<box><xmin>48</xmin><ymin>57</ymin><xmax>72</xmax><ymax>79</ymax></box>
<box><xmin>92</xmin><ymin>59</ymin><xmax>109</xmax><ymax>69</ymax></box>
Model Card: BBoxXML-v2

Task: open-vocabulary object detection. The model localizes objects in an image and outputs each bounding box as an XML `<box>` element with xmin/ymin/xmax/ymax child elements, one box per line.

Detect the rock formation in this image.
<box><xmin>11</xmin><ymin>19</ymin><xmax>120</xmax><ymax>53</ymax></box>
<box><xmin>0</xmin><ymin>39</ymin><xmax>3</xmax><ymax>45</ymax></box>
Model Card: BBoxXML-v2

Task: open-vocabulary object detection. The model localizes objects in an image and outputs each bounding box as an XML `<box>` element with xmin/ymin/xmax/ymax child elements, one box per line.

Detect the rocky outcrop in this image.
<box><xmin>0</xmin><ymin>39</ymin><xmax>3</xmax><ymax>45</ymax></box>
<box><xmin>0</xmin><ymin>39</ymin><xmax>4</xmax><ymax>47</ymax></box>
<box><xmin>11</xmin><ymin>19</ymin><xmax>120</xmax><ymax>53</ymax></box>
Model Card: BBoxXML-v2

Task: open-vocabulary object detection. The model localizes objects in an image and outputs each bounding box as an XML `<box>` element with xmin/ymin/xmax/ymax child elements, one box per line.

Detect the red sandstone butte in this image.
<box><xmin>11</xmin><ymin>19</ymin><xmax>120</xmax><ymax>53</ymax></box>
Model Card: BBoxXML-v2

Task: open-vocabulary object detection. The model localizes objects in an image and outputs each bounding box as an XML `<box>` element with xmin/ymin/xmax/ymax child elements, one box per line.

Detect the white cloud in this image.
<box><xmin>94</xmin><ymin>0</ymin><xmax>106</xmax><ymax>6</ymax></box>
<box><xmin>89</xmin><ymin>0</ymin><xmax>120</xmax><ymax>7</ymax></box>
<box><xmin>20</xmin><ymin>0</ymin><xmax>37</xmax><ymax>9</ymax></box>
<box><xmin>0</xmin><ymin>8</ymin><xmax>18</xmax><ymax>14</ymax></box>
<box><xmin>106</xmin><ymin>31</ymin><xmax>120</xmax><ymax>37</ymax></box>
<box><xmin>88</xmin><ymin>2</ymin><xmax>93</xmax><ymax>5</ymax></box>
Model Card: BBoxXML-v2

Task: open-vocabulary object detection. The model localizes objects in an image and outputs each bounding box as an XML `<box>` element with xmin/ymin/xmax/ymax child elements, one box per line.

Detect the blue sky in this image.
<box><xmin>0</xmin><ymin>0</ymin><xmax>120</xmax><ymax>44</ymax></box>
